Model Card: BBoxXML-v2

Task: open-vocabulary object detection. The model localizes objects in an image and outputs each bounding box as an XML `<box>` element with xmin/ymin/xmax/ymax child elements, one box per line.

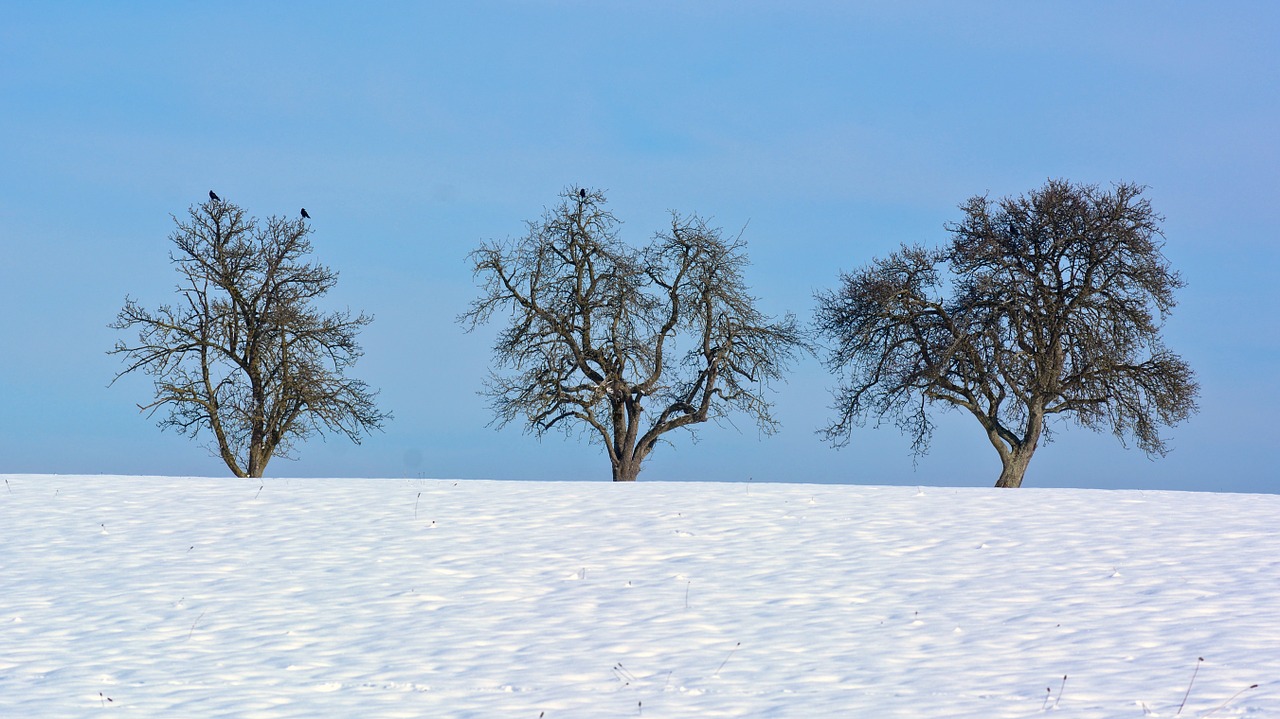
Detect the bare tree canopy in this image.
<box><xmin>814</xmin><ymin>180</ymin><xmax>1198</xmax><ymax>487</ymax></box>
<box><xmin>461</xmin><ymin>188</ymin><xmax>808</xmax><ymax>481</ymax></box>
<box><xmin>110</xmin><ymin>197</ymin><xmax>390</xmax><ymax>477</ymax></box>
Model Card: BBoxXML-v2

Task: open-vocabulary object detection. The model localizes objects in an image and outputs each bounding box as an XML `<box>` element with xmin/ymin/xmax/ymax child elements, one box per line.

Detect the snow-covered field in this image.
<box><xmin>1</xmin><ymin>476</ymin><xmax>1275</xmax><ymax>718</ymax></box>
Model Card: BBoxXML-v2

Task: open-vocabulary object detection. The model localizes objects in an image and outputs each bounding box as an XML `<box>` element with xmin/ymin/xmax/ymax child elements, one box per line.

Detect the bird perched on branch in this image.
<box><xmin>209</xmin><ymin>190</ymin><xmax>220</xmax><ymax>202</ymax></box>
<box><xmin>579</xmin><ymin>188</ymin><xmax>587</xmax><ymax>199</ymax></box>
<box><xmin>301</xmin><ymin>208</ymin><xmax>310</xmax><ymax>219</ymax></box>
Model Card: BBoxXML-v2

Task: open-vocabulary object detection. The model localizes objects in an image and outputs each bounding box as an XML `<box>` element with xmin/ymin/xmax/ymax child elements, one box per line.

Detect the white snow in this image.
<box><xmin>1</xmin><ymin>475</ymin><xmax>1276</xmax><ymax>718</ymax></box>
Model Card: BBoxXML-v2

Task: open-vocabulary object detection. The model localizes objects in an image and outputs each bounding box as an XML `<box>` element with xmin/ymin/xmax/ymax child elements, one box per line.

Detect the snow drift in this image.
<box><xmin>1</xmin><ymin>475</ymin><xmax>1275</xmax><ymax>717</ymax></box>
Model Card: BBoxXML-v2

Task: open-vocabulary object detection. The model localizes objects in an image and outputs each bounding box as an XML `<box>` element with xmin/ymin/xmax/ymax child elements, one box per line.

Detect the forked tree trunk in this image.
<box><xmin>989</xmin><ymin>412</ymin><xmax>1043</xmax><ymax>488</ymax></box>
<box><xmin>609</xmin><ymin>400</ymin><xmax>650</xmax><ymax>481</ymax></box>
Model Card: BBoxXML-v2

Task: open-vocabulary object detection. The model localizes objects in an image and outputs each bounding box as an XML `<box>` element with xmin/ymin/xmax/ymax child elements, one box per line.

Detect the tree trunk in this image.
<box><xmin>994</xmin><ymin>448</ymin><xmax>1034</xmax><ymax>488</ymax></box>
<box><xmin>246</xmin><ymin>436</ymin><xmax>271</xmax><ymax>478</ymax></box>
<box><xmin>609</xmin><ymin>400</ymin><xmax>648</xmax><ymax>481</ymax></box>
<box><xmin>611</xmin><ymin>457</ymin><xmax>641</xmax><ymax>482</ymax></box>
<box><xmin>988</xmin><ymin>409</ymin><xmax>1044</xmax><ymax>488</ymax></box>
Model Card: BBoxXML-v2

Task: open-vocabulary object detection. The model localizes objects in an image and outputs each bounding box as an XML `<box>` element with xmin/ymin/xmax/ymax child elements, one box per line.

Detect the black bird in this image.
<box><xmin>300</xmin><ymin>208</ymin><xmax>311</xmax><ymax>219</ymax></box>
<box><xmin>579</xmin><ymin>188</ymin><xmax>586</xmax><ymax>199</ymax></box>
<box><xmin>209</xmin><ymin>190</ymin><xmax>220</xmax><ymax>202</ymax></box>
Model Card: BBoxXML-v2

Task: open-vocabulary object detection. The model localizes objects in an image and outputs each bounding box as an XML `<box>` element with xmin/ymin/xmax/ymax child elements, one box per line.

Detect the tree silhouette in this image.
<box><xmin>110</xmin><ymin>197</ymin><xmax>390</xmax><ymax>477</ymax></box>
<box><xmin>814</xmin><ymin>180</ymin><xmax>1198</xmax><ymax>487</ymax></box>
<box><xmin>462</xmin><ymin>188</ymin><xmax>807</xmax><ymax>481</ymax></box>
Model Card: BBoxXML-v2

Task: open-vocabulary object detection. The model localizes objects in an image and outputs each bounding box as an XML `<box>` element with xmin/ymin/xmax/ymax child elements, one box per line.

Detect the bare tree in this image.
<box><xmin>461</xmin><ymin>188</ymin><xmax>807</xmax><ymax>481</ymax></box>
<box><xmin>814</xmin><ymin>180</ymin><xmax>1198</xmax><ymax>487</ymax></box>
<box><xmin>110</xmin><ymin>197</ymin><xmax>390</xmax><ymax>477</ymax></box>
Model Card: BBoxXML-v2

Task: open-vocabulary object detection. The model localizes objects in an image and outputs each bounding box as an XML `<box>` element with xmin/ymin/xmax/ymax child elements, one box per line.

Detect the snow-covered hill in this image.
<box><xmin>2</xmin><ymin>476</ymin><xmax>1275</xmax><ymax>717</ymax></box>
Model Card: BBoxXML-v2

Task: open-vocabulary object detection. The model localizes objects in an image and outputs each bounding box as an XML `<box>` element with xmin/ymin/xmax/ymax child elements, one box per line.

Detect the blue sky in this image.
<box><xmin>2</xmin><ymin>3</ymin><xmax>1277</xmax><ymax>492</ymax></box>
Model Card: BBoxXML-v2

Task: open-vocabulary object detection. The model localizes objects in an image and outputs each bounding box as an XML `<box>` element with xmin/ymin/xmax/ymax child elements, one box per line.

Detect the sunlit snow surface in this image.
<box><xmin>1</xmin><ymin>476</ymin><xmax>1276</xmax><ymax>718</ymax></box>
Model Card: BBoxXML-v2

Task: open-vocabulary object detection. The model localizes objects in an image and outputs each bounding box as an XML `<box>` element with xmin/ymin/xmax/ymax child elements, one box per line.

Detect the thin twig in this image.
<box><xmin>714</xmin><ymin>642</ymin><xmax>740</xmax><ymax>676</ymax></box>
<box><xmin>1176</xmin><ymin>657</ymin><xmax>1204</xmax><ymax>716</ymax></box>
<box><xmin>1198</xmin><ymin>684</ymin><xmax>1258</xmax><ymax>718</ymax></box>
<box><xmin>186</xmin><ymin>611</ymin><xmax>205</xmax><ymax>641</ymax></box>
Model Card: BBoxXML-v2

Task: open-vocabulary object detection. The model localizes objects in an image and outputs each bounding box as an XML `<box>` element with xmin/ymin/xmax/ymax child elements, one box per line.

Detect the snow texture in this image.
<box><xmin>1</xmin><ymin>475</ymin><xmax>1276</xmax><ymax>718</ymax></box>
